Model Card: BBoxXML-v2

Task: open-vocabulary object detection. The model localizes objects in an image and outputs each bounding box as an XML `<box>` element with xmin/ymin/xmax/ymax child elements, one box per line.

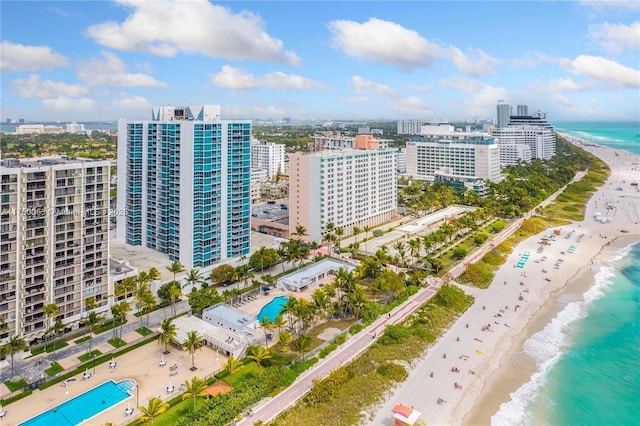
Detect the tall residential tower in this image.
<box><xmin>1</xmin><ymin>157</ymin><xmax>111</xmax><ymax>342</ymax></box>
<box><xmin>116</xmin><ymin>105</ymin><xmax>251</xmax><ymax>269</ymax></box>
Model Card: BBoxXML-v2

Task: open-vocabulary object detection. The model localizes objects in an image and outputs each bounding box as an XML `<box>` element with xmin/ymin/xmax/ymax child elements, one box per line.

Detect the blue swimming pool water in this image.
<box><xmin>19</xmin><ymin>379</ymin><xmax>135</xmax><ymax>426</ymax></box>
<box><xmin>256</xmin><ymin>296</ymin><xmax>289</xmax><ymax>322</ymax></box>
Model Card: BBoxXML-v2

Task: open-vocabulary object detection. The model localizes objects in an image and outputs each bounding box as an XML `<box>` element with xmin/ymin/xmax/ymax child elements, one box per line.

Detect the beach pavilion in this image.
<box><xmin>391</xmin><ymin>404</ymin><xmax>427</xmax><ymax>426</ymax></box>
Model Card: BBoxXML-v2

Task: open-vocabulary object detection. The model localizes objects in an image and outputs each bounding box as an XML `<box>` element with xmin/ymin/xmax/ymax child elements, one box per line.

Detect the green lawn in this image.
<box><xmin>45</xmin><ymin>362</ymin><xmax>64</xmax><ymax>376</ymax></box>
<box><xmin>45</xmin><ymin>341</ymin><xmax>69</xmax><ymax>353</ymax></box>
<box><xmin>4</xmin><ymin>379</ymin><xmax>27</xmax><ymax>392</ymax></box>
<box><xmin>78</xmin><ymin>350</ymin><xmax>102</xmax><ymax>363</ymax></box>
<box><xmin>108</xmin><ymin>337</ymin><xmax>127</xmax><ymax>348</ymax></box>
<box><xmin>136</xmin><ymin>327</ymin><xmax>152</xmax><ymax>336</ymax></box>
<box><xmin>74</xmin><ymin>336</ymin><xmax>90</xmax><ymax>345</ymax></box>
<box><xmin>153</xmin><ymin>396</ymin><xmax>209</xmax><ymax>426</ymax></box>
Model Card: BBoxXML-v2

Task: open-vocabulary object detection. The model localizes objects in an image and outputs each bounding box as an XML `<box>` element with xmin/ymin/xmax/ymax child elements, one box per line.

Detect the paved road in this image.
<box><xmin>237</xmin><ymin>282</ymin><xmax>441</xmax><ymax>426</ymax></box>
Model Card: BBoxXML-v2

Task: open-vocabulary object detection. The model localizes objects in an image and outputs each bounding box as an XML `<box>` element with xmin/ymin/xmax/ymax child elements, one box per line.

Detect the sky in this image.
<box><xmin>1</xmin><ymin>1</ymin><xmax>639</xmax><ymax>123</ymax></box>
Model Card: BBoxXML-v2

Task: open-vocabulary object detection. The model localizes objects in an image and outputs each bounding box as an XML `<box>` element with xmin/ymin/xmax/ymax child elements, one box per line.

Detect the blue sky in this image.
<box><xmin>1</xmin><ymin>1</ymin><xmax>639</xmax><ymax>122</ymax></box>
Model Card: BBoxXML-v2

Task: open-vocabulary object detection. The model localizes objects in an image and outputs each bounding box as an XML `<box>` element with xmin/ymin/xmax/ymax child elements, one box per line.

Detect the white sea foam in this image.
<box><xmin>491</xmin><ymin>259</ymin><xmax>621</xmax><ymax>426</ymax></box>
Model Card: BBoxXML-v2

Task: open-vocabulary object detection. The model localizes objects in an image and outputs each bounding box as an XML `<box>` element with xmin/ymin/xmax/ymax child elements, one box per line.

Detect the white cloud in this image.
<box><xmin>328</xmin><ymin>18</ymin><xmax>498</xmax><ymax>75</ymax></box>
<box><xmin>588</xmin><ymin>22</ymin><xmax>640</xmax><ymax>55</ymax></box>
<box><xmin>445</xmin><ymin>47</ymin><xmax>499</xmax><ymax>76</ymax></box>
<box><xmin>328</xmin><ymin>18</ymin><xmax>442</xmax><ymax>71</ymax></box>
<box><xmin>210</xmin><ymin>66</ymin><xmax>327</xmax><ymax>90</ymax></box>
<box><xmin>86</xmin><ymin>0</ymin><xmax>299</xmax><ymax>65</ymax></box>
<box><xmin>223</xmin><ymin>103</ymin><xmax>287</xmax><ymax>119</ymax></box>
<box><xmin>561</xmin><ymin>55</ymin><xmax>640</xmax><ymax>88</ymax></box>
<box><xmin>11</xmin><ymin>74</ymin><xmax>88</xmax><ymax>99</ymax></box>
<box><xmin>510</xmin><ymin>53</ymin><xmax>551</xmax><ymax>69</ymax></box>
<box><xmin>388</xmin><ymin>96</ymin><xmax>433</xmax><ymax>116</ymax></box>
<box><xmin>440</xmin><ymin>76</ymin><xmax>509</xmax><ymax>118</ymax></box>
<box><xmin>579</xmin><ymin>0</ymin><xmax>640</xmax><ymax>12</ymax></box>
<box><xmin>545</xmin><ymin>77</ymin><xmax>593</xmax><ymax>93</ymax></box>
<box><xmin>42</xmin><ymin>96</ymin><xmax>99</xmax><ymax>113</ymax></box>
<box><xmin>77</xmin><ymin>52</ymin><xmax>167</xmax><ymax>87</ymax></box>
<box><xmin>348</xmin><ymin>76</ymin><xmax>399</xmax><ymax>97</ymax></box>
<box><xmin>112</xmin><ymin>92</ymin><xmax>152</xmax><ymax>111</ymax></box>
<box><xmin>553</xmin><ymin>93</ymin><xmax>573</xmax><ymax>108</ymax></box>
<box><xmin>0</xmin><ymin>41</ymin><xmax>68</xmax><ymax>72</ymax></box>
<box><xmin>341</xmin><ymin>96</ymin><xmax>375</xmax><ymax>105</ymax></box>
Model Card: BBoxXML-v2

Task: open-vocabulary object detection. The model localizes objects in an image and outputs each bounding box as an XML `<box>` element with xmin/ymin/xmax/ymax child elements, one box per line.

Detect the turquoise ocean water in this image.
<box><xmin>492</xmin><ymin>122</ymin><xmax>640</xmax><ymax>426</ymax></box>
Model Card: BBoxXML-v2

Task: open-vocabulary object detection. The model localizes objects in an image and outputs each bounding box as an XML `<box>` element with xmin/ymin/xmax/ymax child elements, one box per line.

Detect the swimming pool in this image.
<box><xmin>19</xmin><ymin>379</ymin><xmax>136</xmax><ymax>426</ymax></box>
<box><xmin>256</xmin><ymin>296</ymin><xmax>289</xmax><ymax>322</ymax></box>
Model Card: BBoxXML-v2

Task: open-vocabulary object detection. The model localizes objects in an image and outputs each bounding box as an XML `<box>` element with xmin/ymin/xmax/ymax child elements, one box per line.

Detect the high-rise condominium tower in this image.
<box><xmin>496</xmin><ymin>101</ymin><xmax>512</xmax><ymax>127</ymax></box>
<box><xmin>0</xmin><ymin>157</ymin><xmax>110</xmax><ymax>342</ymax></box>
<box><xmin>116</xmin><ymin>105</ymin><xmax>251</xmax><ymax>269</ymax></box>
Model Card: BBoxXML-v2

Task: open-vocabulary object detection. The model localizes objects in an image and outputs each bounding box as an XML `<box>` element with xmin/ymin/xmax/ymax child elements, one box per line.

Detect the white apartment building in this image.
<box><xmin>397</xmin><ymin>120</ymin><xmax>424</xmax><ymax>135</ymax></box>
<box><xmin>397</xmin><ymin>148</ymin><xmax>407</xmax><ymax>173</ymax></box>
<box><xmin>289</xmin><ymin>148</ymin><xmax>398</xmax><ymax>244</ymax></box>
<box><xmin>405</xmin><ymin>137</ymin><xmax>502</xmax><ymax>183</ymax></box>
<box><xmin>251</xmin><ymin>139</ymin><xmax>285</xmax><ymax>179</ymax></box>
<box><xmin>0</xmin><ymin>157</ymin><xmax>111</xmax><ymax>342</ymax></box>
<box><xmin>250</xmin><ymin>168</ymin><xmax>269</xmax><ymax>204</ymax></box>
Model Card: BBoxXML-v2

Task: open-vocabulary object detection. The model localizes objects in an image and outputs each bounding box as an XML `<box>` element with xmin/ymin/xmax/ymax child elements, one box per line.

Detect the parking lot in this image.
<box><xmin>252</xmin><ymin>200</ymin><xmax>289</xmax><ymax>221</ymax></box>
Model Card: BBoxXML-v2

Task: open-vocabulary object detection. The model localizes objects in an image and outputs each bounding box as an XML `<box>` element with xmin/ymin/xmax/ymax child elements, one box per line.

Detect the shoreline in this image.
<box><xmin>463</xmin><ymin>235</ymin><xmax>638</xmax><ymax>425</ymax></box>
<box><xmin>368</xmin><ymin>138</ymin><xmax>640</xmax><ymax>426</ymax></box>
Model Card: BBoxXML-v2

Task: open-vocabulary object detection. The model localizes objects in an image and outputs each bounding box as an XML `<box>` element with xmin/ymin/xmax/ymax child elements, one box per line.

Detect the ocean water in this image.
<box><xmin>492</xmin><ymin>241</ymin><xmax>640</xmax><ymax>426</ymax></box>
<box><xmin>555</xmin><ymin>121</ymin><xmax>640</xmax><ymax>156</ymax></box>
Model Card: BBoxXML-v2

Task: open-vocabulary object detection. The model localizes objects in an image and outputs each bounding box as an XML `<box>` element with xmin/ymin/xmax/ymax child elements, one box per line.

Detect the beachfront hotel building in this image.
<box><xmin>404</xmin><ymin>134</ymin><xmax>502</xmax><ymax>185</ymax></box>
<box><xmin>116</xmin><ymin>105</ymin><xmax>251</xmax><ymax>269</ymax></box>
<box><xmin>289</xmin><ymin>146</ymin><xmax>398</xmax><ymax>244</ymax></box>
<box><xmin>0</xmin><ymin>157</ymin><xmax>111</xmax><ymax>342</ymax></box>
<box><xmin>492</xmin><ymin>102</ymin><xmax>556</xmax><ymax>164</ymax></box>
<box><xmin>251</xmin><ymin>139</ymin><xmax>285</xmax><ymax>179</ymax></box>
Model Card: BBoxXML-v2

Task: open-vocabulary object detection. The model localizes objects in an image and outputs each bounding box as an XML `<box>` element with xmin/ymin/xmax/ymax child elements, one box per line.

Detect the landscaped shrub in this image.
<box><xmin>452</xmin><ymin>247</ymin><xmax>468</xmax><ymax>259</ymax></box>
<box><xmin>334</xmin><ymin>334</ymin><xmax>346</xmax><ymax>345</ymax></box>
<box><xmin>376</xmin><ymin>363</ymin><xmax>407</xmax><ymax>381</ymax></box>
<box><xmin>372</xmin><ymin>229</ymin><xmax>384</xmax><ymax>237</ymax></box>
<box><xmin>474</xmin><ymin>233</ymin><xmax>488</xmax><ymax>245</ymax></box>
<box><xmin>350</xmin><ymin>324</ymin><xmax>364</xmax><ymax>335</ymax></box>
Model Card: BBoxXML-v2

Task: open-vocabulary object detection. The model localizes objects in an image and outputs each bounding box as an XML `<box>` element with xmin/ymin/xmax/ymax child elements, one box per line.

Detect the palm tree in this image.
<box><xmin>292</xmin><ymin>334</ymin><xmax>311</xmax><ymax>358</ymax></box>
<box><xmin>259</xmin><ymin>317</ymin><xmax>275</xmax><ymax>347</ymax></box>
<box><xmin>115</xmin><ymin>276</ymin><xmax>136</xmax><ymax>301</ymax></box>
<box><xmin>184</xmin><ymin>268</ymin><xmax>205</xmax><ymax>292</ymax></box>
<box><xmin>247</xmin><ymin>345</ymin><xmax>272</xmax><ymax>368</ymax></box>
<box><xmin>224</xmin><ymin>355</ymin><xmax>242</xmax><ymax>378</ymax></box>
<box><xmin>43</xmin><ymin>303</ymin><xmax>59</xmax><ymax>352</ymax></box>
<box><xmin>182</xmin><ymin>376</ymin><xmax>207</xmax><ymax>413</ymax></box>
<box><xmin>166</xmin><ymin>260</ymin><xmax>185</xmax><ymax>283</ymax></box>
<box><xmin>169</xmin><ymin>282</ymin><xmax>182</xmax><ymax>317</ymax></box>
<box><xmin>272</xmin><ymin>314</ymin><xmax>286</xmax><ymax>335</ymax></box>
<box><xmin>5</xmin><ymin>335</ymin><xmax>27</xmax><ymax>377</ymax></box>
<box><xmin>292</xmin><ymin>225</ymin><xmax>307</xmax><ymax>242</ymax></box>
<box><xmin>141</xmin><ymin>291</ymin><xmax>157</xmax><ymax>328</ymax></box>
<box><xmin>158</xmin><ymin>318</ymin><xmax>177</xmax><ymax>354</ymax></box>
<box><xmin>83</xmin><ymin>310</ymin><xmax>103</xmax><ymax>355</ymax></box>
<box><xmin>277</xmin><ymin>331</ymin><xmax>293</xmax><ymax>352</ymax></box>
<box><xmin>280</xmin><ymin>297</ymin><xmax>298</xmax><ymax>332</ymax></box>
<box><xmin>148</xmin><ymin>267</ymin><xmax>161</xmax><ymax>282</ymax></box>
<box><xmin>276</xmin><ymin>244</ymin><xmax>288</xmax><ymax>275</ymax></box>
<box><xmin>49</xmin><ymin>318</ymin><xmax>65</xmax><ymax>359</ymax></box>
<box><xmin>183</xmin><ymin>330</ymin><xmax>202</xmax><ymax>370</ymax></box>
<box><xmin>363</xmin><ymin>225</ymin><xmax>371</xmax><ymax>255</ymax></box>
<box><xmin>334</xmin><ymin>227</ymin><xmax>344</xmax><ymax>251</ymax></box>
<box><xmin>352</xmin><ymin>226</ymin><xmax>361</xmax><ymax>247</ymax></box>
<box><xmin>138</xmin><ymin>397</ymin><xmax>169</xmax><ymax>424</ymax></box>
<box><xmin>113</xmin><ymin>301</ymin><xmax>131</xmax><ymax>339</ymax></box>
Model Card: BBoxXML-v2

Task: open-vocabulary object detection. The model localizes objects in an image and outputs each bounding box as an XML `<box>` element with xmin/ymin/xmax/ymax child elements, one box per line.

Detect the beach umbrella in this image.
<box><xmin>476</xmin><ymin>350</ymin><xmax>483</xmax><ymax>355</ymax></box>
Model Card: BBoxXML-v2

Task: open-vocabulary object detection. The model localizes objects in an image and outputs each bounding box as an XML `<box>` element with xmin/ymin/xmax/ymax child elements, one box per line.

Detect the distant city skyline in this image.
<box><xmin>1</xmin><ymin>1</ymin><xmax>638</xmax><ymax>122</ymax></box>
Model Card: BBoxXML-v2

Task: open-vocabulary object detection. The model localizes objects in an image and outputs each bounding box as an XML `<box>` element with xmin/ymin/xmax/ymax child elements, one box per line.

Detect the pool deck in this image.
<box><xmin>9</xmin><ymin>278</ymin><xmax>333</xmax><ymax>425</ymax></box>
<box><xmin>10</xmin><ymin>338</ymin><xmax>226</xmax><ymax>426</ymax></box>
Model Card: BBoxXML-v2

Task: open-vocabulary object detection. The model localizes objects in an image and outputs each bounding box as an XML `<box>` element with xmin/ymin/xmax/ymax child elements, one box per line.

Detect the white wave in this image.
<box><xmin>491</xmin><ymin>257</ymin><xmax>624</xmax><ymax>426</ymax></box>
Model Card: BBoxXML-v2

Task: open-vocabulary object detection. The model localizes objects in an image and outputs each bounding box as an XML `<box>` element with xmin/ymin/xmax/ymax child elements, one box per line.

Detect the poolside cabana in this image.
<box><xmin>275</xmin><ymin>258</ymin><xmax>356</xmax><ymax>292</ymax></box>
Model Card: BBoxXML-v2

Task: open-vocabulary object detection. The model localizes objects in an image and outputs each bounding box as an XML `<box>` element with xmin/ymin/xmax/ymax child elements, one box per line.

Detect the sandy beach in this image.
<box><xmin>369</xmin><ymin>141</ymin><xmax>640</xmax><ymax>426</ymax></box>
